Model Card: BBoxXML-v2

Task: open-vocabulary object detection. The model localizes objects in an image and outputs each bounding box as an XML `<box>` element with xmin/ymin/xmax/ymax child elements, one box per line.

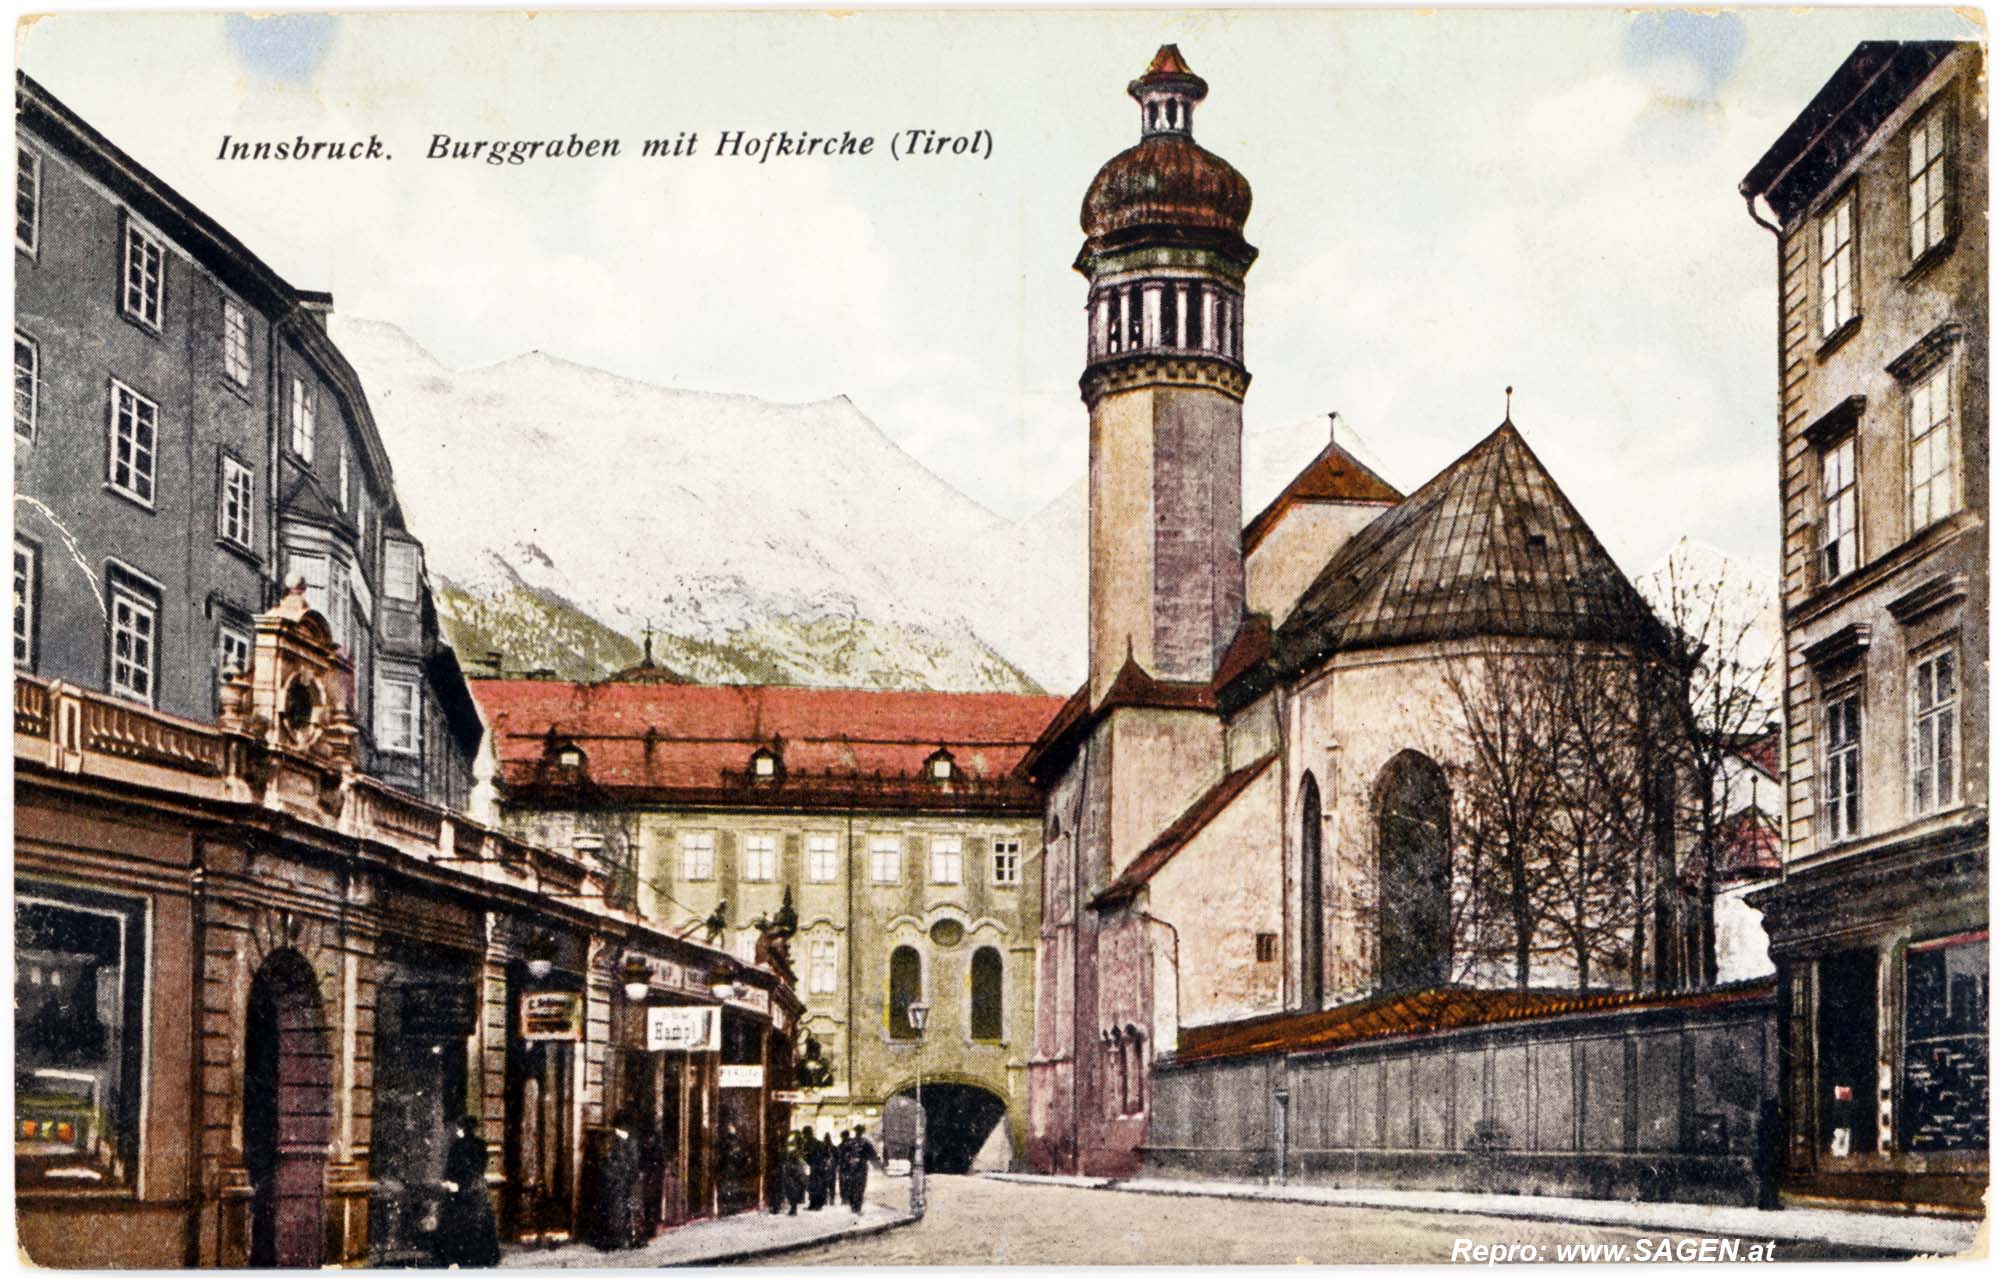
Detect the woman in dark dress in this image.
<box><xmin>437</xmin><ymin>1115</ymin><xmax>501</xmax><ymax>1268</ymax></box>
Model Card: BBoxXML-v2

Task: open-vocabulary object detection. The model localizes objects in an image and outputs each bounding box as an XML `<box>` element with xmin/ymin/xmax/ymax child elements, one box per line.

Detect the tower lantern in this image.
<box><xmin>1077</xmin><ymin>46</ymin><xmax>1257</xmax><ymax>703</ymax></box>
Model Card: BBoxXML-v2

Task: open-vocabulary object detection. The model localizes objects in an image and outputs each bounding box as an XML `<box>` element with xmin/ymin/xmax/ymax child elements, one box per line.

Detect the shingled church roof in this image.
<box><xmin>1265</xmin><ymin>420</ymin><xmax>1665</xmax><ymax>679</ymax></box>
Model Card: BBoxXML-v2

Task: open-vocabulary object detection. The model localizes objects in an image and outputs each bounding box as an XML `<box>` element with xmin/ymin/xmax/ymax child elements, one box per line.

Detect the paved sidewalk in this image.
<box><xmin>498</xmin><ymin>1185</ymin><xmax>915</xmax><ymax>1268</ymax></box>
<box><xmin>981</xmin><ymin>1172</ymin><xmax>1983</xmax><ymax>1258</ymax></box>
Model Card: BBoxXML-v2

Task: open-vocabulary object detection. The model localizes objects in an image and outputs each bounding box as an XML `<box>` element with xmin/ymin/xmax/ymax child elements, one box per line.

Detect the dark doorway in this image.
<box><xmin>893</xmin><ymin>1083</ymin><xmax>1008</xmax><ymax>1174</ymax></box>
<box><xmin>1375</xmin><ymin>751</ymin><xmax>1452</xmax><ymax>991</ymax></box>
<box><xmin>1818</xmin><ymin>949</ymin><xmax>1880</xmax><ymax>1157</ymax></box>
<box><xmin>1299</xmin><ymin>773</ymin><xmax>1324</xmax><ymax>1011</ymax></box>
<box><xmin>244</xmin><ymin>950</ymin><xmax>332</xmax><ymax>1269</ymax></box>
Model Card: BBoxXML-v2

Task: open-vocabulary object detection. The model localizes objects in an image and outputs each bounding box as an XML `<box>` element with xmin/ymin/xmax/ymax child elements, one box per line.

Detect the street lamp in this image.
<box><xmin>620</xmin><ymin>955</ymin><xmax>653</xmax><ymax>1003</ymax></box>
<box><xmin>906</xmin><ymin>1000</ymin><xmax>930</xmax><ymax>1220</ymax></box>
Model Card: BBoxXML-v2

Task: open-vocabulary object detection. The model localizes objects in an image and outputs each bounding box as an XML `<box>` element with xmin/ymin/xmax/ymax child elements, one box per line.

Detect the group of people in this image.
<box><xmin>776</xmin><ymin>1126</ymin><xmax>878</xmax><ymax>1216</ymax></box>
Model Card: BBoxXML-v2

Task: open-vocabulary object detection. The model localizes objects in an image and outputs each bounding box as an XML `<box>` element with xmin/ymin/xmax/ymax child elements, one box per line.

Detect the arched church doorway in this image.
<box><xmin>1374</xmin><ymin>751</ymin><xmax>1452</xmax><ymax>991</ymax></box>
<box><xmin>1299</xmin><ymin>772</ymin><xmax>1324</xmax><ymax>1011</ymax></box>
<box><xmin>244</xmin><ymin>950</ymin><xmax>333</xmax><ymax>1268</ymax></box>
<box><xmin>884</xmin><ymin>1083</ymin><xmax>1009</xmax><ymax>1174</ymax></box>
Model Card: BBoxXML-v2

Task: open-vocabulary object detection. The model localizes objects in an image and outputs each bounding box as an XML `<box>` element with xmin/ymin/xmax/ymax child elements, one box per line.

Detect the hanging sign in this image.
<box><xmin>770</xmin><ymin>1089</ymin><xmax>807</xmax><ymax>1104</ymax></box>
<box><xmin>647</xmin><ymin>1005</ymin><xmax>721</xmax><ymax>1052</ymax></box>
<box><xmin>519</xmin><ymin>991</ymin><xmax>584</xmax><ymax>1041</ymax></box>
<box><xmin>719</xmin><ymin>1064</ymin><xmax>765</xmax><ymax>1090</ymax></box>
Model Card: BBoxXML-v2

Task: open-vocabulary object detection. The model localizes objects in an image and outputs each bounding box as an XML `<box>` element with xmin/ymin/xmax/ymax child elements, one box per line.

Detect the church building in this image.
<box><xmin>1024</xmin><ymin>48</ymin><xmax>1724</xmax><ymax>1183</ymax></box>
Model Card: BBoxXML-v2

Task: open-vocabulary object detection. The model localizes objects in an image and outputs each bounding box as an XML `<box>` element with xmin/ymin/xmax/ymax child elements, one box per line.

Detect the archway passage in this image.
<box><xmin>888</xmin><ymin>1083</ymin><xmax>1009</xmax><ymax>1174</ymax></box>
<box><xmin>244</xmin><ymin>950</ymin><xmax>333</xmax><ymax>1269</ymax></box>
<box><xmin>1375</xmin><ymin>751</ymin><xmax>1452</xmax><ymax>991</ymax></box>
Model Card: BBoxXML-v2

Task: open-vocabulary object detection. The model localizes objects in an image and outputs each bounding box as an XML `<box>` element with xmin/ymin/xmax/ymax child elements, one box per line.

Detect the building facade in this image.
<box><xmin>1739</xmin><ymin>41</ymin><xmax>1988</xmax><ymax>1214</ymax></box>
<box><xmin>470</xmin><ymin>671</ymin><xmax>1064</xmax><ymax>1171</ymax></box>
<box><xmin>1026</xmin><ymin>47</ymin><xmax>1724</xmax><ymax>1186</ymax></box>
<box><xmin>14</xmin><ymin>592</ymin><xmax>801</xmax><ymax>1268</ymax></box>
<box><xmin>14</xmin><ymin>72</ymin><xmax>479</xmax><ymax>811</ymax></box>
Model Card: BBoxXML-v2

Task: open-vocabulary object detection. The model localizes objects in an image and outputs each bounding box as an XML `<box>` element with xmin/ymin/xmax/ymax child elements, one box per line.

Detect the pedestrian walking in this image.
<box><xmin>781</xmin><ymin>1132</ymin><xmax>809</xmax><ymax>1216</ymax></box>
<box><xmin>435</xmin><ymin>1115</ymin><xmax>500</xmax><ymax>1268</ymax></box>
<box><xmin>591</xmin><ymin>1112</ymin><xmax>647</xmax><ymax>1250</ymax></box>
<box><xmin>837</xmin><ymin>1124</ymin><xmax>879</xmax><ymax>1214</ymax></box>
<box><xmin>806</xmin><ymin>1130</ymin><xmax>835</xmax><ymax>1211</ymax></box>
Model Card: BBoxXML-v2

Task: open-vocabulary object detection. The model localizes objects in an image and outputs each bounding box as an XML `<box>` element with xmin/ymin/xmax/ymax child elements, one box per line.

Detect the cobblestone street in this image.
<box><xmin>749</xmin><ymin>1176</ymin><xmax>1917</xmax><ymax>1266</ymax></box>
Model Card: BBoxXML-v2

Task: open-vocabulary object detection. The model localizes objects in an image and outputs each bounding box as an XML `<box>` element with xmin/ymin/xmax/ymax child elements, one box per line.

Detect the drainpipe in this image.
<box><xmin>1742</xmin><ymin>190</ymin><xmax>1789</xmax><ymax>891</ymax></box>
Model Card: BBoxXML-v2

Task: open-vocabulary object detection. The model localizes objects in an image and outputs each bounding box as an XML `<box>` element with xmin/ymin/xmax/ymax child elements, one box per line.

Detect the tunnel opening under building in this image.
<box><xmin>886</xmin><ymin>1083</ymin><xmax>1009</xmax><ymax>1174</ymax></box>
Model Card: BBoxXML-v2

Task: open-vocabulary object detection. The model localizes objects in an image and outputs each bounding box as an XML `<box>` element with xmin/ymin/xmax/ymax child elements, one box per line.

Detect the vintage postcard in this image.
<box><xmin>9</xmin><ymin>7</ymin><xmax>1989</xmax><ymax>1269</ymax></box>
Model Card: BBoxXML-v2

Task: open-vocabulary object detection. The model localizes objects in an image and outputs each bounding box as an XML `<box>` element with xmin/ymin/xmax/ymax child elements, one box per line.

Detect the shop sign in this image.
<box><xmin>770</xmin><ymin>1089</ymin><xmax>808</xmax><ymax>1104</ymax></box>
<box><xmin>519</xmin><ymin>991</ymin><xmax>583</xmax><ymax>1041</ymax></box>
<box><xmin>726</xmin><ymin>986</ymin><xmax>771</xmax><ymax>1015</ymax></box>
<box><xmin>647</xmin><ymin>1005</ymin><xmax>721</xmax><ymax>1052</ymax></box>
<box><xmin>398</xmin><ymin>983</ymin><xmax>478</xmax><ymax>1038</ymax></box>
<box><xmin>719</xmin><ymin>1064</ymin><xmax>765</xmax><ymax>1089</ymax></box>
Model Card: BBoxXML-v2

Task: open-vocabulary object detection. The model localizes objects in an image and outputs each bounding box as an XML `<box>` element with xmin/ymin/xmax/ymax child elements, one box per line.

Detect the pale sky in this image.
<box><xmin>16</xmin><ymin>7</ymin><xmax>1981</xmax><ymax>578</ymax></box>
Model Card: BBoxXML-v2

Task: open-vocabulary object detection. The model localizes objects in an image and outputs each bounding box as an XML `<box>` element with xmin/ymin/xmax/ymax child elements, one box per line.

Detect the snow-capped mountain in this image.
<box><xmin>334</xmin><ymin>318</ymin><xmax>1394</xmax><ymax>693</ymax></box>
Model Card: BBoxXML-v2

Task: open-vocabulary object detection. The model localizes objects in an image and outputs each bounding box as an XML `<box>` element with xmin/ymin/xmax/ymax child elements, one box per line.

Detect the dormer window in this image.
<box><xmin>926</xmin><ymin>748</ymin><xmax>956</xmax><ymax>783</ymax></box>
<box><xmin>750</xmin><ymin>747</ymin><xmax>781</xmax><ymax>782</ymax></box>
<box><xmin>558</xmin><ymin>748</ymin><xmax>582</xmax><ymax>769</ymax></box>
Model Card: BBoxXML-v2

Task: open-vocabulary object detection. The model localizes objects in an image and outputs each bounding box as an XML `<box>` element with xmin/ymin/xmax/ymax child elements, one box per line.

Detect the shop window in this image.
<box><xmin>1817</xmin><ymin>949</ymin><xmax>1879</xmax><ymax>1158</ymax></box>
<box><xmin>887</xmin><ymin>946</ymin><xmax>921</xmax><ymax>1040</ymax></box>
<box><xmin>16</xmin><ymin>885</ymin><xmax>146</xmax><ymax>1189</ymax></box>
<box><xmin>1900</xmin><ymin>933</ymin><xmax>1988</xmax><ymax>1153</ymax></box>
<box><xmin>970</xmin><ymin>947</ymin><xmax>1003</xmax><ymax>1041</ymax></box>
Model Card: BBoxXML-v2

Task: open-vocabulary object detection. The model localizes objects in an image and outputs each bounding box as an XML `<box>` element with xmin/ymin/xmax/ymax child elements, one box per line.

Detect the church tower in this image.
<box><xmin>1079</xmin><ymin>46</ymin><xmax>1257</xmax><ymax>705</ymax></box>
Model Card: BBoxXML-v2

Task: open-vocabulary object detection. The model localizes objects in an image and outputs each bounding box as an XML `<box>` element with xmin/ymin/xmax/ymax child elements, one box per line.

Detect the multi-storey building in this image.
<box><xmin>1739</xmin><ymin>41</ymin><xmax>1987</xmax><ymax>1214</ymax></box>
<box><xmin>470</xmin><ymin>667</ymin><xmax>1064</xmax><ymax>1171</ymax></box>
<box><xmin>14</xmin><ymin>72</ymin><xmax>480</xmax><ymax>809</ymax></box>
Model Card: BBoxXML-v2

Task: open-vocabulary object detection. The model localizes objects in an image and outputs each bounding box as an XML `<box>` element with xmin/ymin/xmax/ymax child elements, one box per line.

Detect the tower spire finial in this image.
<box><xmin>1504</xmin><ymin>386</ymin><xmax>1514</xmax><ymax>424</ymax></box>
<box><xmin>641</xmin><ymin>619</ymin><xmax>656</xmax><ymax>668</ymax></box>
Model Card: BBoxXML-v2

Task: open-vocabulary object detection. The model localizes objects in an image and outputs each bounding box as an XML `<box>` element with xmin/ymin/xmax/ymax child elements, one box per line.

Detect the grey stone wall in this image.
<box><xmin>1147</xmin><ymin>993</ymin><xmax>1777</xmax><ymax>1205</ymax></box>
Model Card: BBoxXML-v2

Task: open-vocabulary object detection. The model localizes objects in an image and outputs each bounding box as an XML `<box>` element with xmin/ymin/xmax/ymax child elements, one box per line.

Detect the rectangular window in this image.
<box><xmin>217</xmin><ymin>622</ymin><xmax>252</xmax><ymax>682</ymax></box>
<box><xmin>1819</xmin><ymin>191</ymin><xmax>1857</xmax><ymax>337</ymax></box>
<box><xmin>1823</xmin><ymin>688</ymin><xmax>1862</xmax><ymax>844</ymax></box>
<box><xmin>219</xmin><ymin>455</ymin><xmax>254</xmax><ymax>549</ymax></box>
<box><xmin>930</xmin><ymin>835</ymin><xmax>963</xmax><ymax>885</ymax></box>
<box><xmin>1256</xmin><ymin>933</ymin><xmax>1279</xmax><ymax>963</ymax></box>
<box><xmin>869</xmin><ymin>837</ymin><xmax>901</xmax><ymax>884</ymax></box>
<box><xmin>1908</xmin><ymin>363</ymin><xmax>1958</xmax><ymax>531</ymax></box>
<box><xmin>121</xmin><ymin>223</ymin><xmax>163</xmax><ymax>329</ymax></box>
<box><xmin>107</xmin><ymin>380</ymin><xmax>159</xmax><ymax>507</ymax></box>
<box><xmin>1908</xmin><ymin>106</ymin><xmax>1950</xmax><ymax>260</ymax></box>
<box><xmin>742</xmin><ymin>833</ymin><xmax>777</xmax><ymax>883</ymax></box>
<box><xmin>289</xmin><ymin>376</ymin><xmax>315</xmax><ymax>462</ymax></box>
<box><xmin>14</xmin><ymin>330</ymin><xmax>37</xmax><ymax>440</ymax></box>
<box><xmin>992</xmin><ymin>839</ymin><xmax>1021</xmax><ymax>886</ymax></box>
<box><xmin>222</xmin><ymin>300</ymin><xmax>251</xmax><ymax>387</ymax></box>
<box><xmin>1910</xmin><ymin>646</ymin><xmax>1958</xmax><ymax>817</ymax></box>
<box><xmin>808</xmin><ymin>939</ymin><xmax>838</xmax><ymax>995</ymax></box>
<box><xmin>1819</xmin><ymin>436</ymin><xmax>1857</xmax><ymax>582</ymax></box>
<box><xmin>1900</xmin><ymin>933</ymin><xmax>1988</xmax><ymax>1153</ymax></box>
<box><xmin>108</xmin><ymin>581</ymin><xmax>157</xmax><ymax>705</ymax></box>
<box><xmin>16</xmin><ymin>144</ymin><xmax>39</xmax><ymax>252</ymax></box>
<box><xmin>14</xmin><ymin>538</ymin><xmax>35</xmax><ymax>668</ymax></box>
<box><xmin>336</xmin><ymin>437</ymin><xmax>350</xmax><ymax>511</ymax></box>
<box><xmin>681</xmin><ymin>832</ymin><xmax>715</xmax><ymax>881</ymax></box>
<box><xmin>384</xmin><ymin>541</ymin><xmax>421</xmax><ymax>602</ymax></box>
<box><xmin>16</xmin><ymin>885</ymin><xmax>147</xmax><ymax>1189</ymax></box>
<box><xmin>376</xmin><ymin>675</ymin><xmax>419</xmax><ymax>755</ymax></box>
<box><xmin>806</xmin><ymin>834</ymin><xmax>838</xmax><ymax>883</ymax></box>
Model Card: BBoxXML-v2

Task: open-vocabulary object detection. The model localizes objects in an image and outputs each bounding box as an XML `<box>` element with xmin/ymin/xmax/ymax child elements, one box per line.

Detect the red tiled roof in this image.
<box><xmin>1730</xmin><ymin>731</ymin><xmax>1780</xmax><ymax>782</ymax></box>
<box><xmin>1716</xmin><ymin>806</ymin><xmax>1781</xmax><ymax>881</ymax></box>
<box><xmin>1241</xmin><ymin>437</ymin><xmax>1402</xmax><ymax>555</ymax></box>
<box><xmin>474</xmin><ymin>679</ymin><xmax>1066</xmax><ymax>810</ymax></box>
<box><xmin>1092</xmin><ymin>752</ymin><xmax>1278</xmax><ymax>909</ymax></box>
<box><xmin>1173</xmin><ymin>979</ymin><xmax>1777</xmax><ymax>1065</ymax></box>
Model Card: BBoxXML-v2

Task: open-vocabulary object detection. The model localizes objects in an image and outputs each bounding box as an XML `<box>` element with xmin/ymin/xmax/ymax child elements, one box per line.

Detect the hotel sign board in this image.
<box><xmin>647</xmin><ymin>1005</ymin><xmax>721</xmax><ymax>1052</ymax></box>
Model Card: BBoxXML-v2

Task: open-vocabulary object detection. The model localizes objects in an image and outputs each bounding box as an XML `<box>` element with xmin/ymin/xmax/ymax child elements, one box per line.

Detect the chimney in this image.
<box><xmin>295</xmin><ymin>290</ymin><xmax>334</xmax><ymax>331</ymax></box>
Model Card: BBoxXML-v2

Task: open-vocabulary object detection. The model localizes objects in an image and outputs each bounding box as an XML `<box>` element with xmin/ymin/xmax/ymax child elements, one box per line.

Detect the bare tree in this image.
<box><xmin>1642</xmin><ymin>542</ymin><xmax>1781</xmax><ymax>987</ymax></box>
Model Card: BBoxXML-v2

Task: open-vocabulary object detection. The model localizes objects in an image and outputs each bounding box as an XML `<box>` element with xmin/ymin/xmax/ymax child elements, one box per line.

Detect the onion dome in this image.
<box><xmin>1080</xmin><ymin>46</ymin><xmax>1253</xmax><ymax>252</ymax></box>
